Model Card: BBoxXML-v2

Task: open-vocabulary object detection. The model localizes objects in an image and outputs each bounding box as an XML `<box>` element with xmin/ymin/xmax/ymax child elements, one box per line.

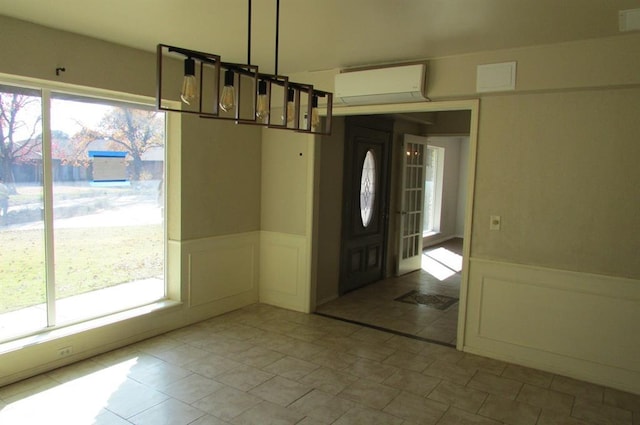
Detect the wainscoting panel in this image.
<box><xmin>260</xmin><ymin>231</ymin><xmax>310</xmax><ymax>312</ymax></box>
<box><xmin>465</xmin><ymin>258</ymin><xmax>640</xmax><ymax>394</ymax></box>
<box><xmin>183</xmin><ymin>232</ymin><xmax>259</xmax><ymax>308</ymax></box>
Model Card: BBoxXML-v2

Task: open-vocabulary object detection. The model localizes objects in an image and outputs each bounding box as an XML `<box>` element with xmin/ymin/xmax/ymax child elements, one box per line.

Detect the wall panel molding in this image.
<box><xmin>259</xmin><ymin>231</ymin><xmax>310</xmax><ymax>312</ymax></box>
<box><xmin>465</xmin><ymin>257</ymin><xmax>640</xmax><ymax>394</ymax></box>
<box><xmin>181</xmin><ymin>232</ymin><xmax>259</xmax><ymax>309</ymax></box>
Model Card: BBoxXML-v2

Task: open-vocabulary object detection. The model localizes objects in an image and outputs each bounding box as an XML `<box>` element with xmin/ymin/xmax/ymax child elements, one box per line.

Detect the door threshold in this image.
<box><xmin>314</xmin><ymin>311</ymin><xmax>456</xmax><ymax>349</ymax></box>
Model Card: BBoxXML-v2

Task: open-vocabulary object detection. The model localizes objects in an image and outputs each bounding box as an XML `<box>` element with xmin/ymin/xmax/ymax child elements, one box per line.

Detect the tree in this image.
<box><xmin>70</xmin><ymin>107</ymin><xmax>164</xmax><ymax>181</ymax></box>
<box><xmin>0</xmin><ymin>91</ymin><xmax>42</xmax><ymax>193</ymax></box>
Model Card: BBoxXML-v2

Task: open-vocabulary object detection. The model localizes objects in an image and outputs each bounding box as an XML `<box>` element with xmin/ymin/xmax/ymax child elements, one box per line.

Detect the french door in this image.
<box><xmin>396</xmin><ymin>134</ymin><xmax>428</xmax><ymax>275</ymax></box>
<box><xmin>0</xmin><ymin>82</ymin><xmax>166</xmax><ymax>342</ymax></box>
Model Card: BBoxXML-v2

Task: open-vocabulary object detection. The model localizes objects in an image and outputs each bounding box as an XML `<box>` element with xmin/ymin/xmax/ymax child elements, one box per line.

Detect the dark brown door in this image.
<box><xmin>339</xmin><ymin>116</ymin><xmax>393</xmax><ymax>294</ymax></box>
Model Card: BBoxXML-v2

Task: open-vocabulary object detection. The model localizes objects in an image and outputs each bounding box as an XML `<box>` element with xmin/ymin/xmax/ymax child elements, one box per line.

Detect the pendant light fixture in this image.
<box><xmin>156</xmin><ymin>0</ymin><xmax>333</xmax><ymax>134</ymax></box>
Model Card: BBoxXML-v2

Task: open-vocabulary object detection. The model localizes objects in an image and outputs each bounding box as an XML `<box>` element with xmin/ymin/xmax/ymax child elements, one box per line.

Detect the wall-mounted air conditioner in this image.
<box><xmin>334</xmin><ymin>63</ymin><xmax>428</xmax><ymax>105</ymax></box>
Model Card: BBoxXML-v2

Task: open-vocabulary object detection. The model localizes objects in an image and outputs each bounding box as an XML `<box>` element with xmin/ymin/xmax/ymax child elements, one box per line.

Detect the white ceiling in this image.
<box><xmin>0</xmin><ymin>0</ymin><xmax>637</xmax><ymax>74</ymax></box>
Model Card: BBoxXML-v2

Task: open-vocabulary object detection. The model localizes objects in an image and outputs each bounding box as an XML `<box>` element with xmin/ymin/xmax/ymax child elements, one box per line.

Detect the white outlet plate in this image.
<box><xmin>58</xmin><ymin>346</ymin><xmax>73</xmax><ymax>358</ymax></box>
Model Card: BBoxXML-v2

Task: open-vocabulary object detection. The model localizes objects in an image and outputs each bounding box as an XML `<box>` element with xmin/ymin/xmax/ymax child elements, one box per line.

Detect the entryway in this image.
<box><xmin>317</xmin><ymin>238</ymin><xmax>462</xmax><ymax>346</ymax></box>
<box><xmin>313</xmin><ymin>100</ymin><xmax>478</xmax><ymax>349</ymax></box>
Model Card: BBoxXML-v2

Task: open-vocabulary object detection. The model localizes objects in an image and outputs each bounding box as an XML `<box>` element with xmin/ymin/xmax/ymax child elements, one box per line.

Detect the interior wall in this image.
<box><xmin>316</xmin><ymin>117</ymin><xmax>346</xmax><ymax>304</ymax></box>
<box><xmin>423</xmin><ymin>136</ymin><xmax>462</xmax><ymax>246</ymax></box>
<box><xmin>456</xmin><ymin>137</ymin><xmax>470</xmax><ymax>236</ymax></box>
<box><xmin>473</xmin><ymin>88</ymin><xmax>640</xmax><ymax>278</ymax></box>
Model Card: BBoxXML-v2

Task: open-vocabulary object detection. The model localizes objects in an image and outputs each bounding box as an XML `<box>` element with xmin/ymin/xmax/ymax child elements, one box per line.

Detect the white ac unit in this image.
<box><xmin>334</xmin><ymin>63</ymin><xmax>428</xmax><ymax>105</ymax></box>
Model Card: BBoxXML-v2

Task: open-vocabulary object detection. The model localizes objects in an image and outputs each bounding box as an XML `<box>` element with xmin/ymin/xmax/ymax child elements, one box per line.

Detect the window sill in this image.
<box><xmin>0</xmin><ymin>299</ymin><xmax>183</xmax><ymax>355</ymax></box>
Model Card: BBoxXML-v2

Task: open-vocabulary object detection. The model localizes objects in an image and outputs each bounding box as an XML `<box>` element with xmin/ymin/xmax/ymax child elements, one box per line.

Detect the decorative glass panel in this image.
<box><xmin>360</xmin><ymin>150</ymin><xmax>376</xmax><ymax>227</ymax></box>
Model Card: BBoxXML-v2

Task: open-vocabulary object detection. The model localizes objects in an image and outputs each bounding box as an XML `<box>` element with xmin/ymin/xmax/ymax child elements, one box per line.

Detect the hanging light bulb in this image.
<box><xmin>219</xmin><ymin>70</ymin><xmax>236</xmax><ymax>112</ymax></box>
<box><xmin>180</xmin><ymin>58</ymin><xmax>197</xmax><ymax>105</ymax></box>
<box><xmin>256</xmin><ymin>80</ymin><xmax>269</xmax><ymax>121</ymax></box>
<box><xmin>282</xmin><ymin>88</ymin><xmax>295</xmax><ymax>125</ymax></box>
<box><xmin>311</xmin><ymin>94</ymin><xmax>320</xmax><ymax>130</ymax></box>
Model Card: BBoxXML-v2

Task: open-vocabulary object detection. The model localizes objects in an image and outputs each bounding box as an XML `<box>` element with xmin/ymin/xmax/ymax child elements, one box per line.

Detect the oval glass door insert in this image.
<box><xmin>360</xmin><ymin>149</ymin><xmax>376</xmax><ymax>227</ymax></box>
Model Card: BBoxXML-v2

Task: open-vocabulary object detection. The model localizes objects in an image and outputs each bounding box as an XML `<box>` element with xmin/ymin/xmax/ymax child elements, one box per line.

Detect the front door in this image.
<box><xmin>339</xmin><ymin>116</ymin><xmax>392</xmax><ymax>294</ymax></box>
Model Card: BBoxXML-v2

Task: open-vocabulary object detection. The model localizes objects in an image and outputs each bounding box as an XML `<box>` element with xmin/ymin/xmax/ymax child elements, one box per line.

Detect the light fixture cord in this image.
<box><xmin>275</xmin><ymin>0</ymin><xmax>280</xmax><ymax>76</ymax></box>
<box><xmin>247</xmin><ymin>0</ymin><xmax>252</xmax><ymax>64</ymax></box>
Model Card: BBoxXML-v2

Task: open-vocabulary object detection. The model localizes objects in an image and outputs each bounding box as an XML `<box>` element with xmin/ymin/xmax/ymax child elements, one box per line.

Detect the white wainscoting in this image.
<box><xmin>464</xmin><ymin>258</ymin><xmax>640</xmax><ymax>394</ymax></box>
<box><xmin>259</xmin><ymin>231</ymin><xmax>310</xmax><ymax>313</ymax></box>
<box><xmin>182</xmin><ymin>232</ymin><xmax>259</xmax><ymax>310</ymax></box>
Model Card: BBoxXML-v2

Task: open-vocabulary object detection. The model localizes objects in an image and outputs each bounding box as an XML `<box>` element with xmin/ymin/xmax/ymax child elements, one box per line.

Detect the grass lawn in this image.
<box><xmin>0</xmin><ymin>224</ymin><xmax>163</xmax><ymax>314</ymax></box>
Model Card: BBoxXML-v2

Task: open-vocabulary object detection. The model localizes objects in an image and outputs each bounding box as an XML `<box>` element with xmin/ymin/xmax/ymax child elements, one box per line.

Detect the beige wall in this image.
<box><xmin>473</xmin><ymin>88</ymin><xmax>640</xmax><ymax>278</ymax></box>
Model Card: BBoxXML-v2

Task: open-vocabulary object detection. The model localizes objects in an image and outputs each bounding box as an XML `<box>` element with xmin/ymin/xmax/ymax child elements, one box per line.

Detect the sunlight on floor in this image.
<box><xmin>421</xmin><ymin>247</ymin><xmax>463</xmax><ymax>280</ymax></box>
<box><xmin>0</xmin><ymin>357</ymin><xmax>136</xmax><ymax>423</ymax></box>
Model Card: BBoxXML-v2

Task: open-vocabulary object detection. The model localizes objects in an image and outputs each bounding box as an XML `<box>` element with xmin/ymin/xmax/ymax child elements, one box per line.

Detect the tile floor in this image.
<box><xmin>1</xmin><ymin>303</ymin><xmax>638</xmax><ymax>424</ymax></box>
<box><xmin>316</xmin><ymin>241</ymin><xmax>462</xmax><ymax>346</ymax></box>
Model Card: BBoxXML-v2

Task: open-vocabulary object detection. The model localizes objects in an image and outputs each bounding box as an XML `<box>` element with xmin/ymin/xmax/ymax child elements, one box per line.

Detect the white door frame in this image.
<box><xmin>310</xmin><ymin>99</ymin><xmax>480</xmax><ymax>350</ymax></box>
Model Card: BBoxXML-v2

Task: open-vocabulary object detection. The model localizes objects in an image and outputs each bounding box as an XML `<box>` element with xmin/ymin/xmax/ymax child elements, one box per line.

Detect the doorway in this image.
<box><xmin>313</xmin><ymin>100</ymin><xmax>478</xmax><ymax>349</ymax></box>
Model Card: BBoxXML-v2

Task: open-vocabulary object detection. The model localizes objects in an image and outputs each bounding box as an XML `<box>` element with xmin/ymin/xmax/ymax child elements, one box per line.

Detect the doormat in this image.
<box><xmin>394</xmin><ymin>290</ymin><xmax>458</xmax><ymax>310</ymax></box>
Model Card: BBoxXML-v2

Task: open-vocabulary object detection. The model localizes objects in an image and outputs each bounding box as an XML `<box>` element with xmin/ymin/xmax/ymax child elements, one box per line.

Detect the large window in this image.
<box><xmin>0</xmin><ymin>83</ymin><xmax>166</xmax><ymax>342</ymax></box>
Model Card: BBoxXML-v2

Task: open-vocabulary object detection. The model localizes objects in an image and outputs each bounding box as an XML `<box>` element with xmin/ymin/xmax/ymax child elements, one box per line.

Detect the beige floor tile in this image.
<box><xmin>214</xmin><ymin>365</ymin><xmax>274</xmax><ymax>392</ymax></box>
<box><xmin>572</xmin><ymin>399</ymin><xmax>634</xmax><ymax>425</ymax></box>
<box><xmin>604</xmin><ymin>387</ymin><xmax>640</xmax><ymax>413</ymax></box>
<box><xmin>332</xmin><ymin>405</ymin><xmax>403</xmax><ymax>425</ymax></box>
<box><xmin>308</xmin><ymin>349</ymin><xmax>358</xmax><ymax>370</ymax></box>
<box><xmin>129</xmin><ymin>398</ymin><xmax>206</xmax><ymax>425</ymax></box>
<box><xmin>427</xmin><ymin>380</ymin><xmax>488</xmax><ymax>413</ymax></box>
<box><xmin>437</xmin><ymin>407</ymin><xmax>503</xmax><ymax>425</ymax></box>
<box><xmin>502</xmin><ymin>364</ymin><xmax>554</xmax><ymax>388</ymax></box>
<box><xmin>262</xmin><ymin>355</ymin><xmax>320</xmax><ymax>380</ymax></box>
<box><xmin>185</xmin><ymin>354</ymin><xmax>243</xmax><ymax>379</ymax></box>
<box><xmin>95</xmin><ymin>408</ymin><xmax>135</xmax><ymax>425</ymax></box>
<box><xmin>423</xmin><ymin>359</ymin><xmax>476</xmax><ymax>386</ymax></box>
<box><xmin>478</xmin><ymin>394</ymin><xmax>541</xmax><ymax>425</ymax></box>
<box><xmin>467</xmin><ymin>370</ymin><xmax>523</xmax><ymax>400</ymax></box>
<box><xmin>350</xmin><ymin>327</ymin><xmax>395</xmax><ymax>344</ymax></box>
<box><xmin>383</xmin><ymin>334</ymin><xmax>433</xmax><ymax>354</ymax></box>
<box><xmin>382</xmin><ymin>349</ymin><xmax>433</xmax><ymax>372</ymax></box>
<box><xmin>338</xmin><ymin>378</ymin><xmax>400</xmax><ymax>410</ymax></box>
<box><xmin>232</xmin><ymin>346</ymin><xmax>285</xmax><ymax>368</ymax></box>
<box><xmin>345</xmin><ymin>340</ymin><xmax>396</xmax><ymax>362</ymax></box>
<box><xmin>383</xmin><ymin>368</ymin><xmax>441</xmax><ymax>396</ymax></box>
<box><xmin>382</xmin><ymin>390</ymin><xmax>447</xmax><ymax>424</ymax></box>
<box><xmin>153</xmin><ymin>344</ymin><xmax>210</xmax><ymax>366</ymax></box>
<box><xmin>188</xmin><ymin>414</ymin><xmax>232</xmax><ymax>424</ymax></box>
<box><xmin>200</xmin><ymin>339</ymin><xmax>256</xmax><ymax>357</ymax></box>
<box><xmin>128</xmin><ymin>360</ymin><xmax>192</xmax><ymax>390</ymax></box>
<box><xmin>159</xmin><ymin>373</ymin><xmax>225</xmax><ymax>403</ymax></box>
<box><xmin>134</xmin><ymin>335</ymin><xmax>184</xmax><ymax>355</ymax></box>
<box><xmin>517</xmin><ymin>383</ymin><xmax>574</xmax><ymax>414</ymax></box>
<box><xmin>536</xmin><ymin>409</ymin><xmax>595</xmax><ymax>425</ymax></box>
<box><xmin>288</xmin><ymin>389</ymin><xmax>355</xmax><ymax>424</ymax></box>
<box><xmin>248</xmin><ymin>376</ymin><xmax>312</xmax><ymax>406</ymax></box>
<box><xmin>457</xmin><ymin>353</ymin><xmax>508</xmax><ymax>376</ymax></box>
<box><xmin>298</xmin><ymin>366</ymin><xmax>359</xmax><ymax>395</ymax></box>
<box><xmin>230</xmin><ymin>401</ymin><xmax>305</xmax><ymax>425</ymax></box>
<box><xmin>103</xmin><ymin>378</ymin><xmax>170</xmax><ymax>419</ymax></box>
<box><xmin>0</xmin><ymin>374</ymin><xmax>59</xmax><ymax>402</ymax></box>
<box><xmin>550</xmin><ymin>375</ymin><xmax>604</xmax><ymax>403</ymax></box>
<box><xmin>347</xmin><ymin>357</ymin><xmax>400</xmax><ymax>383</ymax></box>
<box><xmin>192</xmin><ymin>386</ymin><xmax>262</xmax><ymax>421</ymax></box>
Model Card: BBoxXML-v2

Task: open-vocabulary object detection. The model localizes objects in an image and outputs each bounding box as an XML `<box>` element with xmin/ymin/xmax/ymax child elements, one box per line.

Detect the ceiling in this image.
<box><xmin>0</xmin><ymin>0</ymin><xmax>637</xmax><ymax>74</ymax></box>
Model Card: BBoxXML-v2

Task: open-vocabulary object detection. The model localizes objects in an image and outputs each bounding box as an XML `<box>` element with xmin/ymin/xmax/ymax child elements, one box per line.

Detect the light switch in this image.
<box><xmin>490</xmin><ymin>215</ymin><xmax>501</xmax><ymax>231</ymax></box>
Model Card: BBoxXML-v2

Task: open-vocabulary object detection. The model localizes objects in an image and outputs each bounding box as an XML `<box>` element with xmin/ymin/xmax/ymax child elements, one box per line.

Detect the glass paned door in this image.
<box><xmin>0</xmin><ymin>85</ymin><xmax>47</xmax><ymax>340</ymax></box>
<box><xmin>397</xmin><ymin>135</ymin><xmax>427</xmax><ymax>275</ymax></box>
<box><xmin>50</xmin><ymin>96</ymin><xmax>165</xmax><ymax>324</ymax></box>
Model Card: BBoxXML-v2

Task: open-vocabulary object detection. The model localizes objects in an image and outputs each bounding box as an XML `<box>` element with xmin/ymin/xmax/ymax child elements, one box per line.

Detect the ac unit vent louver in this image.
<box><xmin>334</xmin><ymin>63</ymin><xmax>428</xmax><ymax>105</ymax></box>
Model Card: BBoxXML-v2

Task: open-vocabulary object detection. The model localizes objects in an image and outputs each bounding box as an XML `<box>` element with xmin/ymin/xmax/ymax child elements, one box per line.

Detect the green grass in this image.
<box><xmin>0</xmin><ymin>225</ymin><xmax>163</xmax><ymax>313</ymax></box>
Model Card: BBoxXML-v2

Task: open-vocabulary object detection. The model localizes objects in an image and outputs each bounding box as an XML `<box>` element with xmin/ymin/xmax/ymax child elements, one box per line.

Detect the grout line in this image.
<box><xmin>313</xmin><ymin>312</ymin><xmax>456</xmax><ymax>348</ymax></box>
